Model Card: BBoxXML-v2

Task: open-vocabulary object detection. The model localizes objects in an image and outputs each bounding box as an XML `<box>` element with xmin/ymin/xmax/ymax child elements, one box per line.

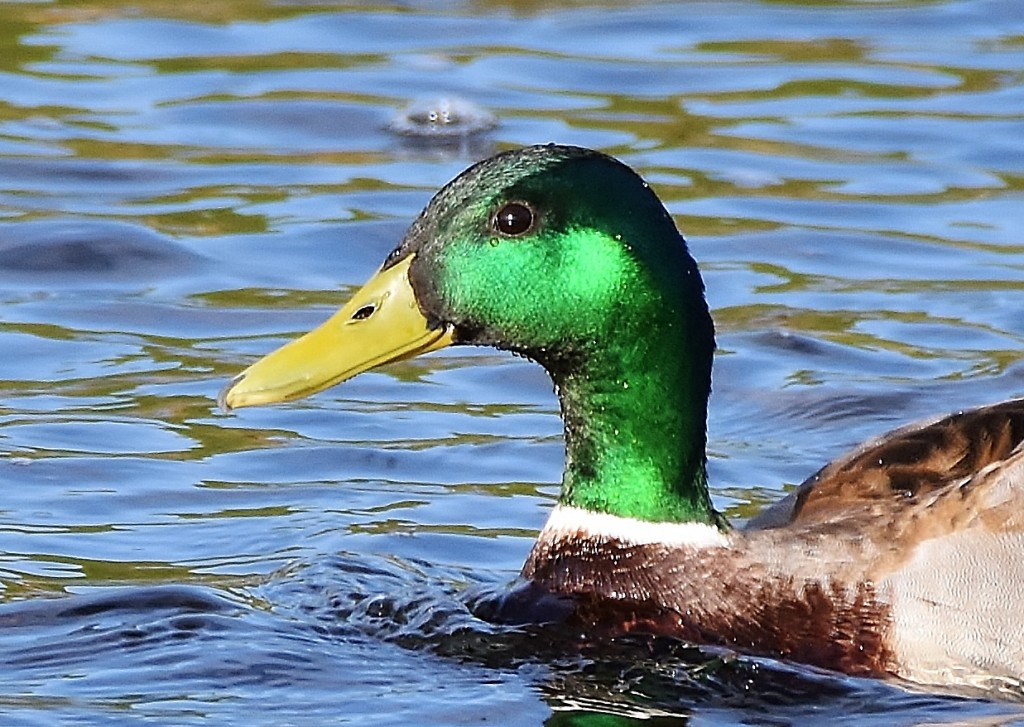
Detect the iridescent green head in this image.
<box><xmin>223</xmin><ymin>145</ymin><xmax>721</xmax><ymax>526</ymax></box>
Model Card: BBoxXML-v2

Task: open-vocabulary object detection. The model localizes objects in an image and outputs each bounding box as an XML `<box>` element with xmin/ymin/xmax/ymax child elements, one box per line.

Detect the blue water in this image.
<box><xmin>2</xmin><ymin>1</ymin><xmax>1024</xmax><ymax>724</ymax></box>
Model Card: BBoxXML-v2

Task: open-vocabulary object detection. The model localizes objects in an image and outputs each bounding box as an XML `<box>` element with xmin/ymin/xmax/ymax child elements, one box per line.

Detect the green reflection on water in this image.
<box><xmin>1</xmin><ymin>554</ymin><xmax>229</xmax><ymax>599</ymax></box>
<box><xmin>193</xmin><ymin>287</ymin><xmax>356</xmax><ymax>309</ymax></box>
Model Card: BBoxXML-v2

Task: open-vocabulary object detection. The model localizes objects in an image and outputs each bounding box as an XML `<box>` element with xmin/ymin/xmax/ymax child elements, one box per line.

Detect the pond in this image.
<box><xmin>1</xmin><ymin>0</ymin><xmax>1024</xmax><ymax>724</ymax></box>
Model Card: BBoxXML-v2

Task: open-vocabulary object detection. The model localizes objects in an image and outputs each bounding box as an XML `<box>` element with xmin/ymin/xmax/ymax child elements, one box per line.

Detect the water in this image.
<box><xmin>1</xmin><ymin>0</ymin><xmax>1024</xmax><ymax>724</ymax></box>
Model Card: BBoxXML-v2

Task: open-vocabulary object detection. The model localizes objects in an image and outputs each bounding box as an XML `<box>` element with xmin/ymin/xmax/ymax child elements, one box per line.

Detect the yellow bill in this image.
<box><xmin>220</xmin><ymin>254</ymin><xmax>454</xmax><ymax>410</ymax></box>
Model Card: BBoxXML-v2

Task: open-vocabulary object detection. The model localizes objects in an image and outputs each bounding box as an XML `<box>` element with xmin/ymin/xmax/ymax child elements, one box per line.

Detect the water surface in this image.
<box><xmin>2</xmin><ymin>1</ymin><xmax>1024</xmax><ymax>724</ymax></box>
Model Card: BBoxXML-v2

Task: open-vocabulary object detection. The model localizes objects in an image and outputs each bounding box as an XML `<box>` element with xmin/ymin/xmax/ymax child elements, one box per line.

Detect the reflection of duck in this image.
<box><xmin>221</xmin><ymin>144</ymin><xmax>1024</xmax><ymax>693</ymax></box>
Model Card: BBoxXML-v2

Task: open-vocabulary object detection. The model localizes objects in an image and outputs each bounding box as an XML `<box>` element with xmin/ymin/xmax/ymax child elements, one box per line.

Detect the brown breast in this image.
<box><xmin>521</xmin><ymin>534</ymin><xmax>896</xmax><ymax>677</ymax></box>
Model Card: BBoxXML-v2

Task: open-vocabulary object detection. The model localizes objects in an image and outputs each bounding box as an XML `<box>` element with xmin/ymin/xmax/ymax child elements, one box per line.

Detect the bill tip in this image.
<box><xmin>217</xmin><ymin>375</ymin><xmax>244</xmax><ymax>413</ymax></box>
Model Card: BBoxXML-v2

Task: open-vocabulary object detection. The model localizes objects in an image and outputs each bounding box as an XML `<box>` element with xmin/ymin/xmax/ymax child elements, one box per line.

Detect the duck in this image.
<box><xmin>220</xmin><ymin>144</ymin><xmax>1024</xmax><ymax>695</ymax></box>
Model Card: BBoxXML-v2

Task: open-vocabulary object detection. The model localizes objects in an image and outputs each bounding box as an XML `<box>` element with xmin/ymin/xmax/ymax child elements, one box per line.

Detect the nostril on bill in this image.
<box><xmin>352</xmin><ymin>304</ymin><xmax>375</xmax><ymax>321</ymax></box>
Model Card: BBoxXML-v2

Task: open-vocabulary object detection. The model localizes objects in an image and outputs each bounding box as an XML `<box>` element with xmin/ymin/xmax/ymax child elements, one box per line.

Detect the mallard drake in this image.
<box><xmin>220</xmin><ymin>144</ymin><xmax>1024</xmax><ymax>694</ymax></box>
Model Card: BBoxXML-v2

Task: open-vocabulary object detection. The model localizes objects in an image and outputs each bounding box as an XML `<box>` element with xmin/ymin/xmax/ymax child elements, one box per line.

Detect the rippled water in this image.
<box><xmin>2</xmin><ymin>1</ymin><xmax>1024</xmax><ymax>724</ymax></box>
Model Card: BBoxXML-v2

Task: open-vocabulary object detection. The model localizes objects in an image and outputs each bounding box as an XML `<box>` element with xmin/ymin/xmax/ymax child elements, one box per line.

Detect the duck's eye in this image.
<box><xmin>493</xmin><ymin>202</ymin><xmax>535</xmax><ymax>237</ymax></box>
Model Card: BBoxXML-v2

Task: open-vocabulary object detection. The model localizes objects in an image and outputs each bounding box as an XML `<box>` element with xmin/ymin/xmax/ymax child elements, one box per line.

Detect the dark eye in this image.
<box><xmin>493</xmin><ymin>202</ymin><xmax>535</xmax><ymax>237</ymax></box>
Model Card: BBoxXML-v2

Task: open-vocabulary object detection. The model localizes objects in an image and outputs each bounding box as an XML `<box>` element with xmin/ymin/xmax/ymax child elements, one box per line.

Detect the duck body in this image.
<box><xmin>221</xmin><ymin>144</ymin><xmax>1024</xmax><ymax>695</ymax></box>
<box><xmin>526</xmin><ymin>401</ymin><xmax>1024</xmax><ymax>688</ymax></box>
